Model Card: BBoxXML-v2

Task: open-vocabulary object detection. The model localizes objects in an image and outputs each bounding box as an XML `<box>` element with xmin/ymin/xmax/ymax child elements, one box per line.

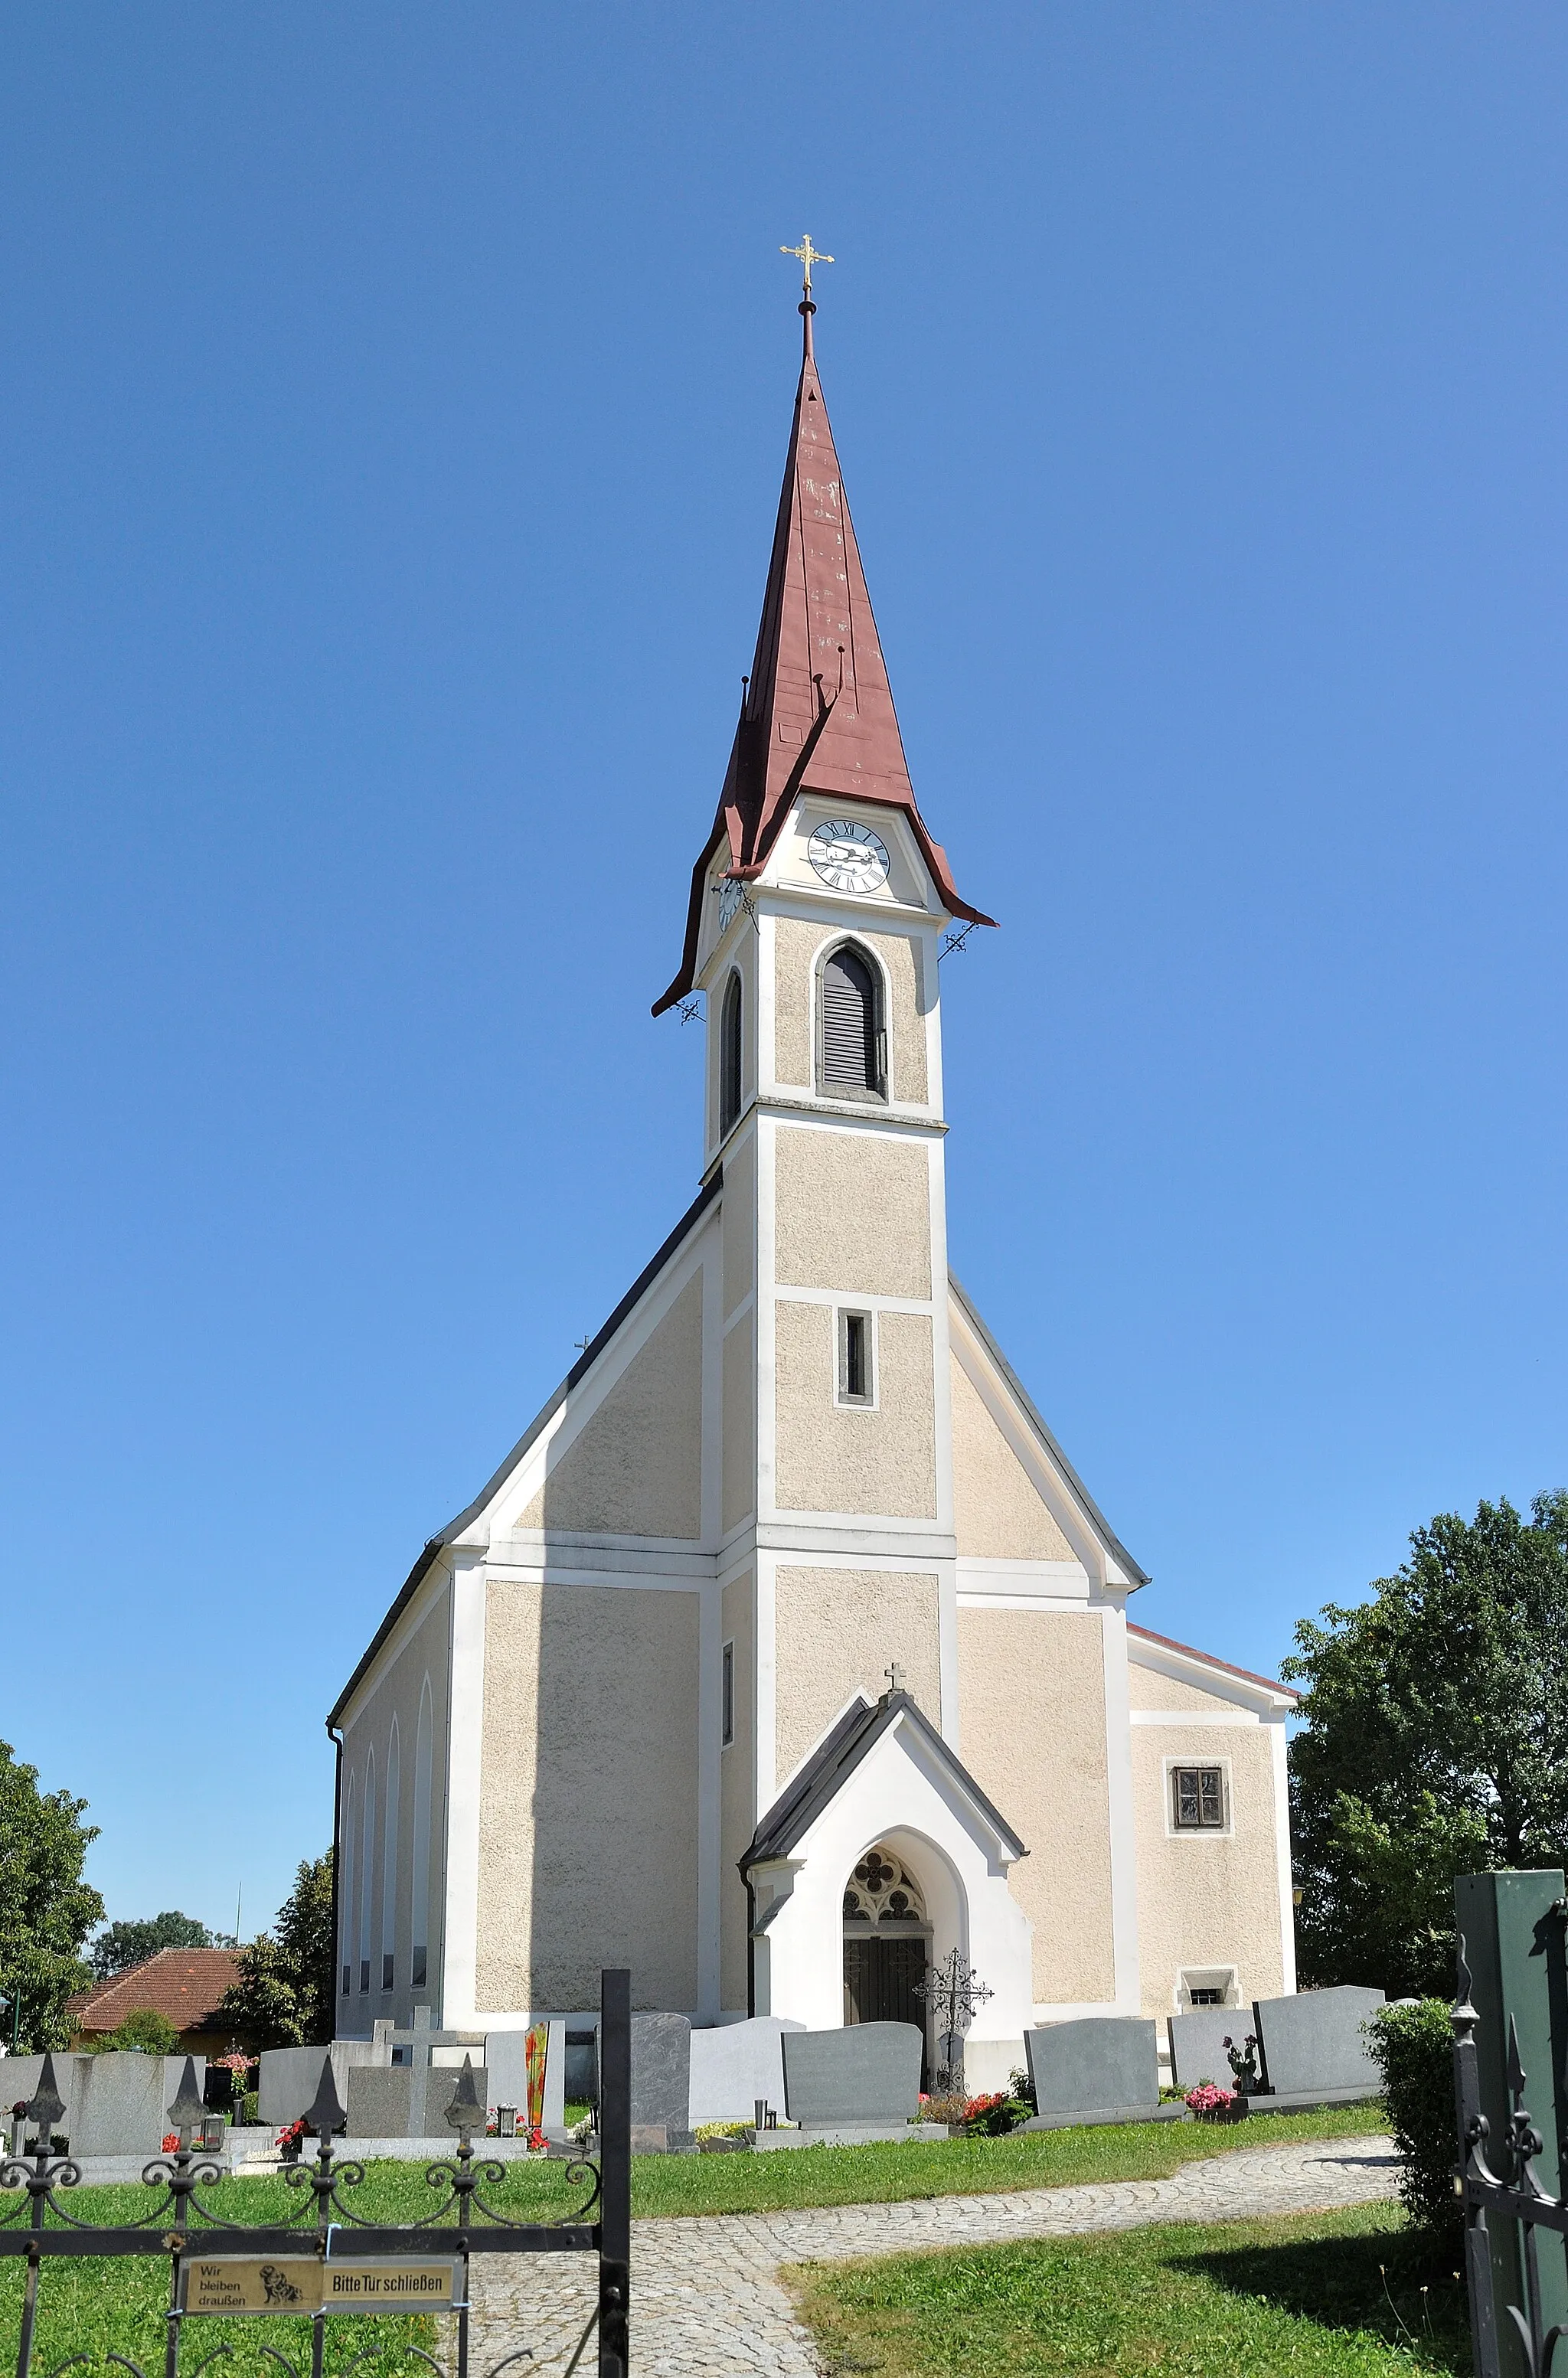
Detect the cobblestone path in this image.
<box><xmin>469</xmin><ymin>2132</ymin><xmax>1400</xmax><ymax>2378</ymax></box>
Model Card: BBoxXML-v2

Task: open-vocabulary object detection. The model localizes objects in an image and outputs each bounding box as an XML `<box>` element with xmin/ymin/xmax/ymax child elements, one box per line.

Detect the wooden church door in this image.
<box><xmin>841</xmin><ymin>1844</ymin><xmax>932</xmax><ymax>2087</ymax></box>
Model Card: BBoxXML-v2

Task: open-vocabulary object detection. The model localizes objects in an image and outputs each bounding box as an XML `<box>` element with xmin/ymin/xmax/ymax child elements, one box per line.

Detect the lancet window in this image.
<box><xmin>842</xmin><ymin>1844</ymin><xmax>926</xmax><ymax>1926</ymax></box>
<box><xmin>819</xmin><ymin>943</ymin><xmax>884</xmax><ymax>1099</ymax></box>
<box><xmin>719</xmin><ymin>971</ymin><xmax>743</xmax><ymax>1135</ymax></box>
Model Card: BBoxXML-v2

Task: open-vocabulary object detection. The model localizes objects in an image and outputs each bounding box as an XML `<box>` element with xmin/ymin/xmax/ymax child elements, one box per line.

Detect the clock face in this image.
<box><xmin>716</xmin><ymin>877</ymin><xmax>744</xmax><ymax>931</ymax></box>
<box><xmin>808</xmin><ymin>818</ymin><xmax>891</xmax><ymax>894</ymax></box>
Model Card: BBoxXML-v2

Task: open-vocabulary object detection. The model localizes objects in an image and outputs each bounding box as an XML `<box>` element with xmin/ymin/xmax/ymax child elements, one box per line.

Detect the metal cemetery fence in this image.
<box><xmin>1454</xmin><ymin>1932</ymin><xmax>1568</xmax><ymax>2378</ymax></box>
<box><xmin>0</xmin><ymin>1970</ymin><xmax>631</xmax><ymax>2378</ymax></box>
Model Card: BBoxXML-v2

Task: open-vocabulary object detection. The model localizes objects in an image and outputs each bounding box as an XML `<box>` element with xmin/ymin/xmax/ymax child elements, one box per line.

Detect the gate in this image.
<box><xmin>0</xmin><ymin>1969</ymin><xmax>631</xmax><ymax>2378</ymax></box>
<box><xmin>1454</xmin><ymin>1934</ymin><xmax>1568</xmax><ymax>2376</ymax></box>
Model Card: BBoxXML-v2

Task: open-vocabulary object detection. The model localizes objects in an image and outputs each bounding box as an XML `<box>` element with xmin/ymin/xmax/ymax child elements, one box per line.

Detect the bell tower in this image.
<box><xmin>654</xmin><ymin>266</ymin><xmax>995</xmax><ymax>2017</ymax></box>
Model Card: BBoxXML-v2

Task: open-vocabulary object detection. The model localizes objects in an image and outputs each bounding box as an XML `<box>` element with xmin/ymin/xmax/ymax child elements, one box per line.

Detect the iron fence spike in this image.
<box><xmin>24</xmin><ymin>2053</ymin><xmax>67</xmax><ymax>2137</ymax></box>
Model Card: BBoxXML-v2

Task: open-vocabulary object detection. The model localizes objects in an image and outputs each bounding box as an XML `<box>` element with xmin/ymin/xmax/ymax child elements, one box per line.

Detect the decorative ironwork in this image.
<box><xmin>913</xmin><ymin>1948</ymin><xmax>993</xmax><ymax>2094</ymax></box>
<box><xmin>1452</xmin><ymin>1932</ymin><xmax>1568</xmax><ymax>2377</ymax></box>
<box><xmin>0</xmin><ymin>1971</ymin><xmax>632</xmax><ymax>2378</ymax></box>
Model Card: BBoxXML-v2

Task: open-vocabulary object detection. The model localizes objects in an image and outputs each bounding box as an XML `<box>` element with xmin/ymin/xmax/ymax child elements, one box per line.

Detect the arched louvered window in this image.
<box><xmin>820</xmin><ymin>944</ymin><xmax>884</xmax><ymax>1099</ymax></box>
<box><xmin>720</xmin><ymin>972</ymin><xmax>743</xmax><ymax>1135</ymax></box>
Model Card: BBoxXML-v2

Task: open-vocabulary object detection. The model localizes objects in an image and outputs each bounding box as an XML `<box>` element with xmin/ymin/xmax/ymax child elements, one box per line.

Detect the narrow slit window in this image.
<box><xmin>720</xmin><ymin>972</ymin><xmax>743</xmax><ymax>1135</ymax></box>
<box><xmin>381</xmin><ymin>1952</ymin><xmax>394</xmax><ymax>1991</ymax></box>
<box><xmin>839</xmin><ymin>1309</ymin><xmax>873</xmax><ymax>1405</ymax></box>
<box><xmin>721</xmin><ymin>1641</ymin><xmax>734</xmax><ymax>1746</ymax></box>
<box><xmin>1171</xmin><ymin>1765</ymin><xmax>1226</xmax><ymax>1830</ymax></box>
<box><xmin>411</xmin><ymin>1947</ymin><xmax>428</xmax><ymax>1989</ymax></box>
<box><xmin>820</xmin><ymin>945</ymin><xmax>884</xmax><ymax>1097</ymax></box>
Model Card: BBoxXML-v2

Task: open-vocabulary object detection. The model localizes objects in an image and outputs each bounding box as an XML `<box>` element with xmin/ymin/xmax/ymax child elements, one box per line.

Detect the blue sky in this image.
<box><xmin>3</xmin><ymin>5</ymin><xmax>1563</xmax><ymax>1939</ymax></box>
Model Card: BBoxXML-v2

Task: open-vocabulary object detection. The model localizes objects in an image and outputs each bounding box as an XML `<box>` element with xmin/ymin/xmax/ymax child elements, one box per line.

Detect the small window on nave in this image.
<box><xmin>819</xmin><ymin>943</ymin><xmax>884</xmax><ymax>1099</ymax></box>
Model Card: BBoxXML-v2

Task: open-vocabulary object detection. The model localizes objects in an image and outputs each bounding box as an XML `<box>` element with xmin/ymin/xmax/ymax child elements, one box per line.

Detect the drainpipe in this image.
<box><xmin>326</xmin><ymin>1723</ymin><xmax>344</xmax><ymax>2037</ymax></box>
<box><xmin>743</xmin><ymin>1865</ymin><xmax>756</xmax><ymax>2019</ymax></box>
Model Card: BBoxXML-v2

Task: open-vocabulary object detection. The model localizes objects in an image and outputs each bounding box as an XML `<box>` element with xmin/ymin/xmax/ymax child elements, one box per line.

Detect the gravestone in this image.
<box><xmin>688</xmin><ymin>2017</ymin><xmax>805</xmax><ymax>2125</ymax></box>
<box><xmin>1251</xmin><ymin>1986</ymin><xmax>1384</xmax><ymax>2100</ymax></box>
<box><xmin>346</xmin><ymin>2062</ymin><xmax>489</xmax><ymax>2139</ymax></box>
<box><xmin>5</xmin><ymin>2055</ymin><xmax>204</xmax><ymax>2157</ymax></box>
<box><xmin>259</xmin><ymin>2041</ymin><xmax>381</xmax><ymax>2127</ymax></box>
<box><xmin>1024</xmin><ymin>2018</ymin><xmax>1183</xmax><ymax>2128</ymax></box>
<box><xmin>626</xmin><ymin>2013</ymin><xmax>691</xmax><ymax>2151</ymax></box>
<box><xmin>486</xmin><ymin>2023</ymin><xmax>567</xmax><ymax>2140</ymax></box>
<box><xmin>1168</xmin><ymin>2007</ymin><xmax>1250</xmax><ymax>2092</ymax></box>
<box><xmin>778</xmin><ymin>2022</ymin><xmax>924</xmax><ymax>2141</ymax></box>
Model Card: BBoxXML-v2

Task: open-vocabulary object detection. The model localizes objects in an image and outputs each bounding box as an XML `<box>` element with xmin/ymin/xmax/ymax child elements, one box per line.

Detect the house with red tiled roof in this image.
<box><xmin>66</xmin><ymin>1948</ymin><xmax>247</xmax><ymax>2056</ymax></box>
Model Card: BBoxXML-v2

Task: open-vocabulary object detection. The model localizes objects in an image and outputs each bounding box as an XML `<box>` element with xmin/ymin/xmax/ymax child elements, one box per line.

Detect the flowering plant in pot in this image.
<box><xmin>1184</xmin><ymin>2081</ymin><xmax>1239</xmax><ymax>2122</ymax></box>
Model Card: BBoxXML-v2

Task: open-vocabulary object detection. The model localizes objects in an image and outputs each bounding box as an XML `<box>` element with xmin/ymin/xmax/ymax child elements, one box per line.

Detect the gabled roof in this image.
<box><xmin>949</xmin><ymin>1272</ymin><xmax>1151</xmax><ymax>1589</ymax></box>
<box><xmin>67</xmin><ymin>1948</ymin><xmax>243</xmax><ymax>2035</ymax></box>
<box><xmin>742</xmin><ymin>1690</ymin><xmax>1026</xmax><ymax>1873</ymax></box>
<box><xmin>654</xmin><ymin>305</ymin><xmax>993</xmax><ymax>1016</ymax></box>
<box><xmin>1128</xmin><ymin>1622</ymin><xmax>1297</xmax><ymax>1702</ymax></box>
<box><xmin>327</xmin><ymin>1173</ymin><xmax>721</xmax><ymax>1729</ymax></box>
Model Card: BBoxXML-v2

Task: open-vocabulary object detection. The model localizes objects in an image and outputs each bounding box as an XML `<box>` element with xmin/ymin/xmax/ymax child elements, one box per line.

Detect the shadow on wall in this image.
<box><xmin>489</xmin><ymin>1272</ymin><xmax>707</xmax><ymax>2016</ymax></box>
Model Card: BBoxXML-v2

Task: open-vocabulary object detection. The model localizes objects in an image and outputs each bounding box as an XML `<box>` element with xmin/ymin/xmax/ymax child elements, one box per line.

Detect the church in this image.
<box><xmin>328</xmin><ymin>271</ymin><xmax>1298</xmax><ymax>2090</ymax></box>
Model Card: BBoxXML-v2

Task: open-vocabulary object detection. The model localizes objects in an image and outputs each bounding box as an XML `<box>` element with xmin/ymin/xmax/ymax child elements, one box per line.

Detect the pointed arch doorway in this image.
<box><xmin>842</xmin><ymin>1844</ymin><xmax>931</xmax><ymax>2086</ymax></box>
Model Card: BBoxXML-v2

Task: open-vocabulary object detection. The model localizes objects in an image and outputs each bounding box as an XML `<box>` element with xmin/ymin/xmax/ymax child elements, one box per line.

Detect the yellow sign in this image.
<box><xmin>181</xmin><ymin>2259</ymin><xmax>459</xmax><ymax>2316</ymax></box>
<box><xmin>182</xmin><ymin>2260</ymin><xmax>321</xmax><ymax>2316</ymax></box>
<box><xmin>322</xmin><ymin>2262</ymin><xmax>459</xmax><ymax>2311</ymax></box>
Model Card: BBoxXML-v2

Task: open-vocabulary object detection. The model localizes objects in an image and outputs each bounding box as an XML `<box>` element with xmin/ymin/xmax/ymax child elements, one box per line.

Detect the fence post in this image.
<box><xmin>1455</xmin><ymin>1936</ymin><xmax>1502</xmax><ymax>2378</ymax></box>
<box><xmin>597</xmin><ymin>1968</ymin><xmax>630</xmax><ymax>2378</ymax></box>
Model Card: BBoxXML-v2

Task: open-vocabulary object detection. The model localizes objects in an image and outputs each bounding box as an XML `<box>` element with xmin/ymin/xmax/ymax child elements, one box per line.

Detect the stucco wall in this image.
<box><xmin>770</xmin><ymin>921</ymin><xmax>929</xmax><ymax>1106</ymax></box>
<box><xmin>723</xmin><ymin>1138</ymin><xmax>754</xmax><ymax>1318</ymax></box>
<box><xmin>1132</xmin><ymin>1722</ymin><xmax>1285</xmax><ymax>2014</ymax></box>
<box><xmin>1129</xmin><ymin>1661</ymin><xmax>1248</xmax><ymax>1715</ymax></box>
<box><xmin>338</xmin><ymin>1584</ymin><xmax>451</xmax><ymax>2033</ymax></box>
<box><xmin>720</xmin><ymin>1573</ymin><xmax>755</xmax><ymax>2012</ymax></box>
<box><xmin>773</xmin><ymin>1127</ymin><xmax>931</xmax><ymax>1298</ymax></box>
<box><xmin>773</xmin><ymin>918</ymin><xmax>816</xmax><ymax>1088</ymax></box>
<box><xmin>950</xmin><ymin>1358</ymin><xmax>1075</xmax><ymax>1560</ymax></box>
<box><xmin>773</xmin><ymin>1302</ymin><xmax>937</xmax><ymax>1519</ymax></box>
<box><xmin>722</xmin><ymin>1315</ymin><xmax>755</xmax><ymax>1532</ymax></box>
<box><xmin>774</xmin><ymin>1566</ymin><xmax>942</xmax><ymax>1782</ymax></box>
<box><xmin>475</xmin><ymin>1579</ymin><xmax>700</xmax><ymax>2013</ymax></box>
<box><xmin>518</xmin><ymin>1275</ymin><xmax>704</xmax><ymax>1539</ymax></box>
<box><xmin>866</xmin><ymin>929</ymin><xmax>929</xmax><ymax>1106</ymax></box>
<box><xmin>956</xmin><ymin>1608</ymin><xmax>1116</xmax><ymax>2005</ymax></box>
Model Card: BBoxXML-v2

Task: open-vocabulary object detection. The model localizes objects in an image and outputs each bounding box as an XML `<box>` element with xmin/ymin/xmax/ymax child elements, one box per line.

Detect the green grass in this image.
<box><xmin>0</xmin><ymin>2105</ymin><xmax>1390</xmax><ymax>2373</ymax></box>
<box><xmin>789</xmin><ymin>2202</ymin><xmax>1472</xmax><ymax>2376</ymax></box>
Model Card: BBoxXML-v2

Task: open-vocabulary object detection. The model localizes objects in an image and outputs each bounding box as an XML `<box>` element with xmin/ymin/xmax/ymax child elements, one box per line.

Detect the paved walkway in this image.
<box><xmin>469</xmin><ymin>2132</ymin><xmax>1401</xmax><ymax>2378</ymax></box>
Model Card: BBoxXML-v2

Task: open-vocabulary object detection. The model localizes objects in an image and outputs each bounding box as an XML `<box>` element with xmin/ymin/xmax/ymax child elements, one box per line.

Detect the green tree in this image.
<box><xmin>105</xmin><ymin>2007</ymin><xmax>181</xmax><ymax>2056</ymax></box>
<box><xmin>214</xmin><ymin>1854</ymin><xmax>334</xmax><ymax>2049</ymax></box>
<box><xmin>90</xmin><ymin>1913</ymin><xmax>216</xmax><ymax>1980</ymax></box>
<box><xmin>1284</xmin><ymin>1491</ymin><xmax>1568</xmax><ymax>1997</ymax></box>
<box><xmin>0</xmin><ymin>1740</ymin><xmax>106</xmax><ymax>2050</ymax></box>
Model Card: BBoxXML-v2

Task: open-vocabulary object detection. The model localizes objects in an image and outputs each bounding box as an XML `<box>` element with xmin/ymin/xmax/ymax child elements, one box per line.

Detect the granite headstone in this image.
<box><xmin>1168</xmin><ymin>2007</ymin><xmax>1250</xmax><ymax>2092</ymax></box>
<box><xmin>5</xmin><ymin>2054</ymin><xmax>204</xmax><ymax>2157</ymax></box>
<box><xmin>780</xmin><ymin>2024</ymin><xmax>923</xmax><ymax>2127</ymax></box>
<box><xmin>626</xmin><ymin>2013</ymin><xmax>691</xmax><ymax>2151</ymax></box>
<box><xmin>1252</xmin><ymin>1987</ymin><xmax>1384</xmax><ymax>2098</ymax></box>
<box><xmin>346</xmin><ymin>2063</ymin><xmax>489</xmax><ymax>2138</ymax></box>
<box><xmin>485</xmin><ymin>2023</ymin><xmax>567</xmax><ymax>2139</ymax></box>
<box><xmin>1025</xmin><ymin>2018</ymin><xmax>1163</xmax><ymax>2119</ymax></box>
<box><xmin>688</xmin><ymin>2017</ymin><xmax>805</xmax><ymax>2125</ymax></box>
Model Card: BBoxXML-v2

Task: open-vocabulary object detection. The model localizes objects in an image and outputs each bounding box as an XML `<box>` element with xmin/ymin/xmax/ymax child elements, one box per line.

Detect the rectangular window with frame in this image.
<box><xmin>1187</xmin><ymin>1985</ymin><xmax>1225</xmax><ymax>2006</ymax></box>
<box><xmin>721</xmin><ymin>1640</ymin><xmax>734</xmax><ymax>1746</ymax></box>
<box><xmin>1171</xmin><ymin>1764</ymin><xmax>1226</xmax><ymax>1830</ymax></box>
<box><xmin>838</xmin><ymin>1308</ymin><xmax>874</xmax><ymax>1406</ymax></box>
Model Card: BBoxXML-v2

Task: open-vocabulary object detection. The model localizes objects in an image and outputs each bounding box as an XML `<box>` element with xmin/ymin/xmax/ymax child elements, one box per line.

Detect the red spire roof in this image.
<box><xmin>653</xmin><ymin>303</ymin><xmax>994</xmax><ymax>1015</ymax></box>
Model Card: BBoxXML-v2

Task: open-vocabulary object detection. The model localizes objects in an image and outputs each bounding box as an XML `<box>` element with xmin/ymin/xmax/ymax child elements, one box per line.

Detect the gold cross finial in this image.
<box><xmin>781</xmin><ymin>234</ymin><xmax>834</xmax><ymax>295</ymax></box>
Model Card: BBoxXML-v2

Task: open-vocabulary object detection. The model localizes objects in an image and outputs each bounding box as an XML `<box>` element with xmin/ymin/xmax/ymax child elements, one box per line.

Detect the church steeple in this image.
<box><xmin>653</xmin><ymin>286</ymin><xmax>993</xmax><ymax>1015</ymax></box>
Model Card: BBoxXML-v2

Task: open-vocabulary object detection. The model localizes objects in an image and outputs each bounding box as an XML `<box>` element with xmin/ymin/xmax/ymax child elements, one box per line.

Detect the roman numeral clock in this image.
<box><xmin>808</xmin><ymin>819</ymin><xmax>890</xmax><ymax>893</ymax></box>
